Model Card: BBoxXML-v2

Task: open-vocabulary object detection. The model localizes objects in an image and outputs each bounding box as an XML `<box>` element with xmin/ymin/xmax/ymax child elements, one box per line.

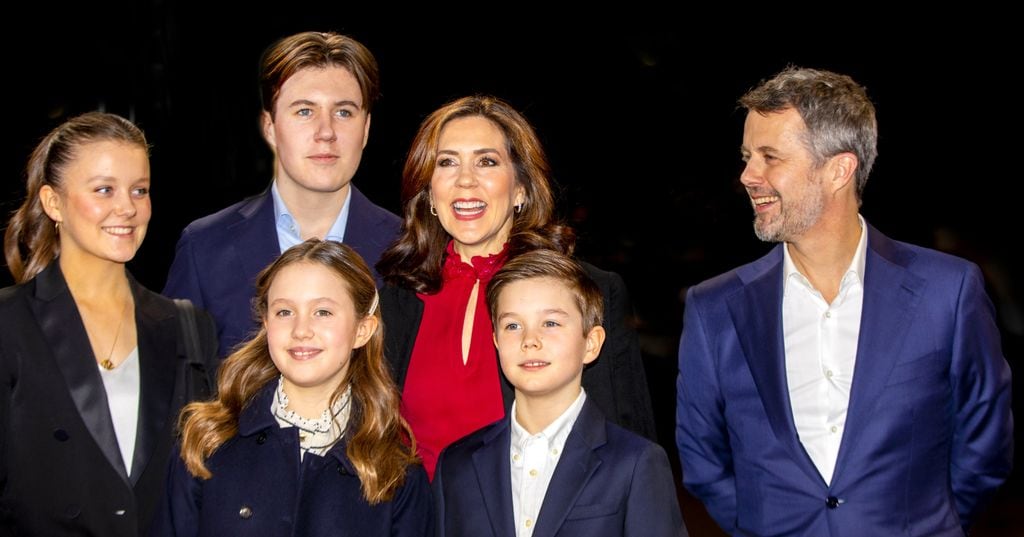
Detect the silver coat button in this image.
<box><xmin>239</xmin><ymin>506</ymin><xmax>253</xmax><ymax>519</ymax></box>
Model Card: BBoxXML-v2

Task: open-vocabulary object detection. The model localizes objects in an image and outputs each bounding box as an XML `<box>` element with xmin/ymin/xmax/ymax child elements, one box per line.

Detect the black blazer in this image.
<box><xmin>0</xmin><ymin>262</ymin><xmax>218</xmax><ymax>537</ymax></box>
<box><xmin>380</xmin><ymin>261</ymin><xmax>656</xmax><ymax>440</ymax></box>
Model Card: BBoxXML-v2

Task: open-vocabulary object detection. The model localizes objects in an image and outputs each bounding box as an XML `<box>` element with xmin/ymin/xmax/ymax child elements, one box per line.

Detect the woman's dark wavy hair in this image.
<box><xmin>377</xmin><ymin>95</ymin><xmax>574</xmax><ymax>293</ymax></box>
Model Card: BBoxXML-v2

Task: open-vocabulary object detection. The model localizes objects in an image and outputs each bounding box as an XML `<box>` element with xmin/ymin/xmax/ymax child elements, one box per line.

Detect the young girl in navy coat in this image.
<box><xmin>152</xmin><ymin>239</ymin><xmax>431</xmax><ymax>536</ymax></box>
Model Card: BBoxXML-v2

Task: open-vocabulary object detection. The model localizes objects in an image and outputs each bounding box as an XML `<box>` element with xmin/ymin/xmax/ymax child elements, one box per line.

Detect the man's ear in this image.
<box><xmin>362</xmin><ymin>113</ymin><xmax>371</xmax><ymax>150</ymax></box>
<box><xmin>261</xmin><ymin>110</ymin><xmax>277</xmax><ymax>151</ymax></box>
<box><xmin>582</xmin><ymin>326</ymin><xmax>606</xmax><ymax>365</ymax></box>
<box><xmin>827</xmin><ymin>152</ymin><xmax>858</xmax><ymax>196</ymax></box>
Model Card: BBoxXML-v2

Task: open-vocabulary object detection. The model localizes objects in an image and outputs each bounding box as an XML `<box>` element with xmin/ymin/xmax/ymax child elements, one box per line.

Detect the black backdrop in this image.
<box><xmin>4</xmin><ymin>6</ymin><xmax>1021</xmax><ymax>535</ymax></box>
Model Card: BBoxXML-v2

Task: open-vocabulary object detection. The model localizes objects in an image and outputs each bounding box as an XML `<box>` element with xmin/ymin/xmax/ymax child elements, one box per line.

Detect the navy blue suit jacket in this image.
<box><xmin>163</xmin><ymin>185</ymin><xmax>400</xmax><ymax>356</ymax></box>
<box><xmin>434</xmin><ymin>398</ymin><xmax>686</xmax><ymax>537</ymax></box>
<box><xmin>675</xmin><ymin>225</ymin><xmax>1013</xmax><ymax>536</ymax></box>
<box><xmin>151</xmin><ymin>383</ymin><xmax>432</xmax><ymax>537</ymax></box>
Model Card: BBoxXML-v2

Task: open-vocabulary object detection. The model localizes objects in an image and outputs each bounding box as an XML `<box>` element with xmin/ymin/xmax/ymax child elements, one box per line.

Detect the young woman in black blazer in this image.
<box><xmin>0</xmin><ymin>112</ymin><xmax>218</xmax><ymax>536</ymax></box>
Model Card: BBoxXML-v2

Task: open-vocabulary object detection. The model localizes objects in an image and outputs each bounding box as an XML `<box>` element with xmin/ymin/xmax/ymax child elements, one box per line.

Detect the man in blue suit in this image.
<box><xmin>675</xmin><ymin>66</ymin><xmax>1013</xmax><ymax>536</ymax></box>
<box><xmin>435</xmin><ymin>250</ymin><xmax>686</xmax><ymax>537</ymax></box>
<box><xmin>164</xmin><ymin>32</ymin><xmax>400</xmax><ymax>356</ymax></box>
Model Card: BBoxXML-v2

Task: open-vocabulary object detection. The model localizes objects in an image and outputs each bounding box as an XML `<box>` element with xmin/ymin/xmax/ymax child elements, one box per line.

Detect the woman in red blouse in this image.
<box><xmin>377</xmin><ymin>96</ymin><xmax>655</xmax><ymax>479</ymax></box>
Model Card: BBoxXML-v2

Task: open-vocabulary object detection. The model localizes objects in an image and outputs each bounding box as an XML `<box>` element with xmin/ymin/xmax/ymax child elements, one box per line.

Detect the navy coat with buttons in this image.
<box><xmin>151</xmin><ymin>382</ymin><xmax>432</xmax><ymax>537</ymax></box>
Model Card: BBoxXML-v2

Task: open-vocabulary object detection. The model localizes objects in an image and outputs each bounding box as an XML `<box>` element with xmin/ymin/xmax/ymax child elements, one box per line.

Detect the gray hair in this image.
<box><xmin>740</xmin><ymin>66</ymin><xmax>878</xmax><ymax>201</ymax></box>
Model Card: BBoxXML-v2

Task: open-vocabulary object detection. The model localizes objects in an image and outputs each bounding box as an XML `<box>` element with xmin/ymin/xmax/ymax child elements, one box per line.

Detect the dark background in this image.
<box><xmin>4</xmin><ymin>6</ymin><xmax>1021</xmax><ymax>535</ymax></box>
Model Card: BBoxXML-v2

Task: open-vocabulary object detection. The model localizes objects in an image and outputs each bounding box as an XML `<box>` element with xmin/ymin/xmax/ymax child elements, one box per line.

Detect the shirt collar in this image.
<box><xmin>510</xmin><ymin>388</ymin><xmax>587</xmax><ymax>452</ymax></box>
<box><xmin>783</xmin><ymin>214</ymin><xmax>868</xmax><ymax>294</ymax></box>
<box><xmin>270</xmin><ymin>180</ymin><xmax>352</xmax><ymax>246</ymax></box>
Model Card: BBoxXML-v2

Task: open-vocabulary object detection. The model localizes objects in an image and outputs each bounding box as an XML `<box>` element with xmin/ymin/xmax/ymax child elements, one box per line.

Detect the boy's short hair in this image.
<box><xmin>486</xmin><ymin>249</ymin><xmax>603</xmax><ymax>335</ymax></box>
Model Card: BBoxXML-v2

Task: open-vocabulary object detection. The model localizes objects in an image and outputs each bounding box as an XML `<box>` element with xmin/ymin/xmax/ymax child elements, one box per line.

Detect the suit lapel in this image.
<box><xmin>31</xmin><ymin>264</ymin><xmax>130</xmax><ymax>484</ymax></box>
<box><xmin>832</xmin><ymin>226</ymin><xmax>924</xmax><ymax>486</ymax></box>
<box><xmin>345</xmin><ymin>186</ymin><xmax>380</xmax><ymax>256</ymax></box>
<box><xmin>232</xmin><ymin>191</ymin><xmax>281</xmax><ymax>286</ymax></box>
<box><xmin>532</xmin><ymin>401</ymin><xmax>605</xmax><ymax>537</ymax></box>
<box><xmin>726</xmin><ymin>247</ymin><xmax>823</xmax><ymax>485</ymax></box>
<box><xmin>129</xmin><ymin>281</ymin><xmax>178</xmax><ymax>485</ymax></box>
<box><xmin>471</xmin><ymin>421</ymin><xmax>517</xmax><ymax>537</ymax></box>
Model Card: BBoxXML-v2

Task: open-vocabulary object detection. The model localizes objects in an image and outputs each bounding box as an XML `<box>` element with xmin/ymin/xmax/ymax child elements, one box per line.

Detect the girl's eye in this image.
<box><xmin>543</xmin><ymin>320</ymin><xmax>561</xmax><ymax>328</ymax></box>
<box><xmin>132</xmin><ymin>187</ymin><xmax>149</xmax><ymax>197</ymax></box>
<box><xmin>96</xmin><ymin>186</ymin><xmax>113</xmax><ymax>195</ymax></box>
<box><xmin>503</xmin><ymin>322</ymin><xmax>520</xmax><ymax>331</ymax></box>
<box><xmin>314</xmin><ymin>309</ymin><xmax>333</xmax><ymax>317</ymax></box>
<box><xmin>274</xmin><ymin>309</ymin><xmax>293</xmax><ymax>318</ymax></box>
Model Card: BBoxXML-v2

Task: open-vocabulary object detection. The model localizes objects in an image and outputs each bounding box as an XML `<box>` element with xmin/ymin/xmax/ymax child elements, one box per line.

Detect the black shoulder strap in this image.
<box><xmin>173</xmin><ymin>298</ymin><xmax>214</xmax><ymax>401</ymax></box>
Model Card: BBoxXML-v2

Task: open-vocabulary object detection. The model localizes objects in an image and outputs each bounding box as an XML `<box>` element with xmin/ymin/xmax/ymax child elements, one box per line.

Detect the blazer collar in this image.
<box><xmin>531</xmin><ymin>399</ymin><xmax>607</xmax><ymax>537</ymax></box>
<box><xmin>32</xmin><ymin>262</ymin><xmax>178</xmax><ymax>486</ymax></box>
<box><xmin>470</xmin><ymin>418</ymin><xmax>517</xmax><ymax>537</ymax></box>
<box><xmin>129</xmin><ymin>283</ymin><xmax>179</xmax><ymax>485</ymax></box>
<box><xmin>831</xmin><ymin>224</ymin><xmax>924</xmax><ymax>488</ymax></box>
<box><xmin>346</xmin><ymin>185</ymin><xmax>389</xmax><ymax>251</ymax></box>
<box><xmin>230</xmin><ymin>189</ymin><xmax>282</xmax><ymax>286</ymax></box>
<box><xmin>238</xmin><ymin>380</ymin><xmax>279</xmax><ymax>436</ymax></box>
<box><xmin>727</xmin><ymin>244</ymin><xmax>822</xmax><ymax>485</ymax></box>
<box><xmin>728</xmin><ymin>224</ymin><xmax>927</xmax><ymax>489</ymax></box>
<box><xmin>466</xmin><ymin>399</ymin><xmax>609</xmax><ymax>537</ymax></box>
<box><xmin>229</xmin><ymin>185</ymin><xmax>389</xmax><ymax>284</ymax></box>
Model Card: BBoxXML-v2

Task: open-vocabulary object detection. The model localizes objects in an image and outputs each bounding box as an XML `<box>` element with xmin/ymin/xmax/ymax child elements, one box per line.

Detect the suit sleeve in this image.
<box><xmin>602</xmin><ymin>272</ymin><xmax>657</xmax><ymax>440</ymax></box>
<box><xmin>948</xmin><ymin>263</ymin><xmax>1013</xmax><ymax>529</ymax></box>
<box><xmin>675</xmin><ymin>287</ymin><xmax>736</xmax><ymax>533</ymax></box>
<box><xmin>624</xmin><ymin>443</ymin><xmax>687</xmax><ymax>537</ymax></box>
<box><xmin>390</xmin><ymin>464</ymin><xmax>434</xmax><ymax>537</ymax></box>
<box><xmin>148</xmin><ymin>446</ymin><xmax>201</xmax><ymax>537</ymax></box>
<box><xmin>163</xmin><ymin>228</ymin><xmax>205</xmax><ymax>309</ymax></box>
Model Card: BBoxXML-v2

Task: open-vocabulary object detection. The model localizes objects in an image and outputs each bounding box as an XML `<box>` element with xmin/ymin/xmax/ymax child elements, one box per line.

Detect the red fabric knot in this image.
<box><xmin>441</xmin><ymin>240</ymin><xmax>509</xmax><ymax>283</ymax></box>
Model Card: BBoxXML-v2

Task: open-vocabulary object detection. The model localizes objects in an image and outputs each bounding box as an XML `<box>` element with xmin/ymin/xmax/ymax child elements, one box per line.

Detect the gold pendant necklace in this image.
<box><xmin>100</xmin><ymin>298</ymin><xmax>130</xmax><ymax>370</ymax></box>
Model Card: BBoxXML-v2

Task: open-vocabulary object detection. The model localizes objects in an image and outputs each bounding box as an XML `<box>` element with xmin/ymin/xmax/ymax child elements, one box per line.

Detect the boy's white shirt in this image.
<box><xmin>509</xmin><ymin>388</ymin><xmax>587</xmax><ymax>537</ymax></box>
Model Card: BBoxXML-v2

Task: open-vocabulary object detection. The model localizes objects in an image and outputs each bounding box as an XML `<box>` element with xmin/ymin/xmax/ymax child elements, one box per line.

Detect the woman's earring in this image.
<box><xmin>514</xmin><ymin>203</ymin><xmax>523</xmax><ymax>214</ymax></box>
<box><xmin>54</xmin><ymin>221</ymin><xmax>60</xmax><ymax>234</ymax></box>
<box><xmin>429</xmin><ymin>202</ymin><xmax>437</xmax><ymax>216</ymax></box>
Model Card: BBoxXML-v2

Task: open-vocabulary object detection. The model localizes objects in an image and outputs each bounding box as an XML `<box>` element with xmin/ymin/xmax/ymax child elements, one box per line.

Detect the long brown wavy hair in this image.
<box><xmin>4</xmin><ymin>112</ymin><xmax>148</xmax><ymax>283</ymax></box>
<box><xmin>377</xmin><ymin>95</ymin><xmax>575</xmax><ymax>294</ymax></box>
<box><xmin>178</xmin><ymin>239</ymin><xmax>417</xmax><ymax>504</ymax></box>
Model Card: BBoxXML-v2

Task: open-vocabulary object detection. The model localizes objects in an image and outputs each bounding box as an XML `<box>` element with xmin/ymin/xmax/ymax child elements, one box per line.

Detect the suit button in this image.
<box><xmin>114</xmin><ymin>509</ymin><xmax>126</xmax><ymax>516</ymax></box>
<box><xmin>53</xmin><ymin>429</ymin><xmax>70</xmax><ymax>442</ymax></box>
<box><xmin>256</xmin><ymin>432</ymin><xmax>267</xmax><ymax>444</ymax></box>
<box><xmin>826</xmin><ymin>496</ymin><xmax>840</xmax><ymax>509</ymax></box>
<box><xmin>239</xmin><ymin>505</ymin><xmax>253</xmax><ymax>519</ymax></box>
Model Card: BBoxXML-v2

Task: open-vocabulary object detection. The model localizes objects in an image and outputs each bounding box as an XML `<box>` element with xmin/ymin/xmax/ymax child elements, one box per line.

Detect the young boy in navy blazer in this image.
<box><xmin>433</xmin><ymin>249</ymin><xmax>686</xmax><ymax>537</ymax></box>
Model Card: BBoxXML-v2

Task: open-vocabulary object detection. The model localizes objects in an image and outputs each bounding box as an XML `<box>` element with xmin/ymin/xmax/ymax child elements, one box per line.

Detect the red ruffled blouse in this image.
<box><xmin>402</xmin><ymin>241</ymin><xmax>508</xmax><ymax>480</ymax></box>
